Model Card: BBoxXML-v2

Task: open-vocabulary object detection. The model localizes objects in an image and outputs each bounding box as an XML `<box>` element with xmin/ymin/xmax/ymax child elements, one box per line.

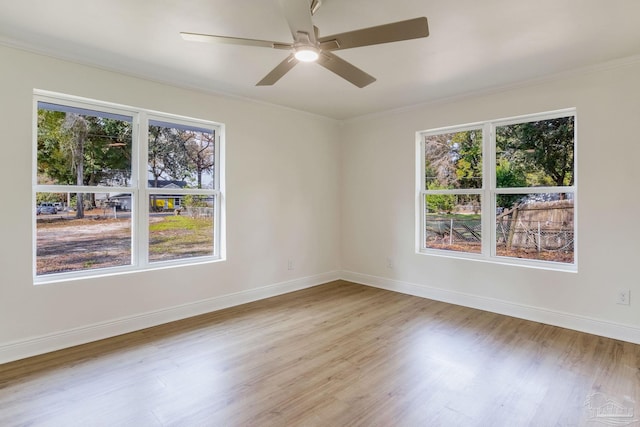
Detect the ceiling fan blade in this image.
<box><xmin>256</xmin><ymin>54</ymin><xmax>299</xmax><ymax>86</ymax></box>
<box><xmin>310</xmin><ymin>0</ymin><xmax>322</xmax><ymax>15</ymax></box>
<box><xmin>318</xmin><ymin>17</ymin><xmax>429</xmax><ymax>51</ymax></box>
<box><xmin>317</xmin><ymin>51</ymin><xmax>376</xmax><ymax>88</ymax></box>
<box><xmin>181</xmin><ymin>32</ymin><xmax>291</xmax><ymax>49</ymax></box>
<box><xmin>278</xmin><ymin>0</ymin><xmax>316</xmax><ymax>43</ymax></box>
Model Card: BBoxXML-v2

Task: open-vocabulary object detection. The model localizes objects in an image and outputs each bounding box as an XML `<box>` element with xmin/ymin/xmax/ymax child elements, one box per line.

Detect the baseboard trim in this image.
<box><xmin>341</xmin><ymin>270</ymin><xmax>640</xmax><ymax>345</ymax></box>
<box><xmin>3</xmin><ymin>269</ymin><xmax>637</xmax><ymax>364</ymax></box>
<box><xmin>0</xmin><ymin>271</ymin><xmax>341</xmax><ymax>364</ymax></box>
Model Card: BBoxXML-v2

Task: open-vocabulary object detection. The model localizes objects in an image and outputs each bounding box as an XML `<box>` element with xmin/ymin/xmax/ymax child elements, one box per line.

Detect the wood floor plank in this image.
<box><xmin>1</xmin><ymin>280</ymin><xmax>639</xmax><ymax>426</ymax></box>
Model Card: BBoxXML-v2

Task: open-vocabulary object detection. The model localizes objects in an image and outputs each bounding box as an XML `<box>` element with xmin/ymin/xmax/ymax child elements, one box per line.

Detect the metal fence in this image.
<box><xmin>426</xmin><ymin>218</ymin><xmax>573</xmax><ymax>253</ymax></box>
<box><xmin>426</xmin><ymin>218</ymin><xmax>481</xmax><ymax>246</ymax></box>
<box><xmin>496</xmin><ymin>219</ymin><xmax>573</xmax><ymax>252</ymax></box>
<box><xmin>184</xmin><ymin>206</ymin><xmax>214</xmax><ymax>218</ymax></box>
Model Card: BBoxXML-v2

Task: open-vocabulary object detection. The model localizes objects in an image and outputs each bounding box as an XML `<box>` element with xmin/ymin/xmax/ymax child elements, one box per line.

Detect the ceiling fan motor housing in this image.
<box><xmin>293</xmin><ymin>31</ymin><xmax>320</xmax><ymax>61</ymax></box>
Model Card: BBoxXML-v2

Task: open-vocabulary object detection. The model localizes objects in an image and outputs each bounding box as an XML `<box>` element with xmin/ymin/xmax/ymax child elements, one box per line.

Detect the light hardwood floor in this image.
<box><xmin>1</xmin><ymin>280</ymin><xmax>639</xmax><ymax>426</ymax></box>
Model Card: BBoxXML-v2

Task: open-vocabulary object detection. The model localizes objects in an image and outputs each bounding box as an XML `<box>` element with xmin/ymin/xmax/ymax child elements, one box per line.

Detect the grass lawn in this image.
<box><xmin>426</xmin><ymin>213</ymin><xmax>481</xmax><ymax>221</ymax></box>
<box><xmin>148</xmin><ymin>215</ymin><xmax>214</xmax><ymax>261</ymax></box>
<box><xmin>36</xmin><ymin>215</ymin><xmax>215</xmax><ymax>275</ymax></box>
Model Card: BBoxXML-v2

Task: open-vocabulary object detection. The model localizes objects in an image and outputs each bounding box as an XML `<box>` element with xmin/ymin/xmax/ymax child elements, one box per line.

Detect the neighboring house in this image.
<box><xmin>106</xmin><ymin>193</ymin><xmax>132</xmax><ymax>211</ymax></box>
<box><xmin>108</xmin><ymin>180</ymin><xmax>187</xmax><ymax>211</ymax></box>
<box><xmin>148</xmin><ymin>180</ymin><xmax>188</xmax><ymax>189</ymax></box>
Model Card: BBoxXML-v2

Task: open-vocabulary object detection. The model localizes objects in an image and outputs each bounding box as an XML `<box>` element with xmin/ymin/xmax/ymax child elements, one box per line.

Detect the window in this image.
<box><xmin>147</xmin><ymin>119</ymin><xmax>218</xmax><ymax>263</ymax></box>
<box><xmin>34</xmin><ymin>91</ymin><xmax>224</xmax><ymax>281</ymax></box>
<box><xmin>418</xmin><ymin>109</ymin><xmax>576</xmax><ymax>270</ymax></box>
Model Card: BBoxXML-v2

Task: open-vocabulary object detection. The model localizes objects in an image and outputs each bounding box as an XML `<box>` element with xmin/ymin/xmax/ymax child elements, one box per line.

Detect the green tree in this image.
<box><xmin>62</xmin><ymin>113</ymin><xmax>88</xmax><ymax>218</ymax></box>
<box><xmin>424</xmin><ymin>130</ymin><xmax>482</xmax><ymax>190</ymax></box>
<box><xmin>424</xmin><ymin>133</ymin><xmax>457</xmax><ymax>188</ymax></box>
<box><xmin>38</xmin><ymin>108</ymin><xmax>134</xmax><ymax>218</ymax></box>
<box><xmin>182</xmin><ymin>194</ymin><xmax>207</xmax><ymax>208</ymax></box>
<box><xmin>38</xmin><ymin>110</ymin><xmax>133</xmax><ymax>187</ymax></box>
<box><xmin>453</xmin><ymin>130</ymin><xmax>482</xmax><ymax>189</ymax></box>
<box><xmin>84</xmin><ymin>117</ymin><xmax>132</xmax><ymax>186</ymax></box>
<box><xmin>37</xmin><ymin>110</ymin><xmax>74</xmax><ymax>184</ymax></box>
<box><xmin>36</xmin><ymin>192</ymin><xmax>63</xmax><ymax>204</ymax></box>
<box><xmin>425</xmin><ymin>183</ymin><xmax>455</xmax><ymax>214</ymax></box>
<box><xmin>148</xmin><ymin>125</ymin><xmax>190</xmax><ymax>187</ymax></box>
<box><xmin>496</xmin><ymin>117</ymin><xmax>574</xmax><ymax>188</ymax></box>
<box><xmin>495</xmin><ymin>158</ymin><xmax>526</xmax><ymax>209</ymax></box>
<box><xmin>182</xmin><ymin>130</ymin><xmax>215</xmax><ymax>189</ymax></box>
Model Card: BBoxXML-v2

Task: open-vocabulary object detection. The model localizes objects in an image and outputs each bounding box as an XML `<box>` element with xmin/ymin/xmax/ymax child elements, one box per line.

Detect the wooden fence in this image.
<box><xmin>496</xmin><ymin>200</ymin><xmax>574</xmax><ymax>251</ymax></box>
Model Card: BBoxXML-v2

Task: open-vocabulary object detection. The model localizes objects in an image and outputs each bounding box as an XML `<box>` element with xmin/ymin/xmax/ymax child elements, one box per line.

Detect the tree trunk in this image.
<box><xmin>75</xmin><ymin>137</ymin><xmax>85</xmax><ymax>219</ymax></box>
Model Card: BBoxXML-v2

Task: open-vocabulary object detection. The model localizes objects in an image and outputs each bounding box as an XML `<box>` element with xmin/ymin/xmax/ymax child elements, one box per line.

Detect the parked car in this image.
<box><xmin>37</xmin><ymin>203</ymin><xmax>58</xmax><ymax>215</ymax></box>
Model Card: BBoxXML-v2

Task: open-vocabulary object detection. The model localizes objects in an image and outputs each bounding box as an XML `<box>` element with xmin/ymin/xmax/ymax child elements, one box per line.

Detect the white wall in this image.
<box><xmin>2</xmin><ymin>44</ymin><xmax>639</xmax><ymax>364</ymax></box>
<box><xmin>0</xmin><ymin>45</ymin><xmax>341</xmax><ymax>362</ymax></box>
<box><xmin>340</xmin><ymin>59</ymin><xmax>640</xmax><ymax>343</ymax></box>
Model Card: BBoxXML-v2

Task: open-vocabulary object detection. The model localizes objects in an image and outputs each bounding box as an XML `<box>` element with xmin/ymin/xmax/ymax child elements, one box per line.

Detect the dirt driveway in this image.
<box><xmin>37</xmin><ymin>217</ymin><xmax>132</xmax><ymax>275</ymax></box>
<box><xmin>36</xmin><ymin>213</ymin><xmax>212</xmax><ymax>275</ymax></box>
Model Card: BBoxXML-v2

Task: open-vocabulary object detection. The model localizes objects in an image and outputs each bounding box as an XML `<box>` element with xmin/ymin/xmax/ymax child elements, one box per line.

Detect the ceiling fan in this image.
<box><xmin>180</xmin><ymin>0</ymin><xmax>429</xmax><ymax>88</ymax></box>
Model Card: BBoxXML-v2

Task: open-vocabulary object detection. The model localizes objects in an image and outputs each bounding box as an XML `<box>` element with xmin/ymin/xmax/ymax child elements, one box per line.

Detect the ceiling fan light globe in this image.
<box><xmin>294</xmin><ymin>48</ymin><xmax>319</xmax><ymax>62</ymax></box>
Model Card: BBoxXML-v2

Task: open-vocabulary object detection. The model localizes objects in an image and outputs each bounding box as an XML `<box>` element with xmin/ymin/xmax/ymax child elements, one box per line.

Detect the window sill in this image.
<box><xmin>33</xmin><ymin>256</ymin><xmax>225</xmax><ymax>286</ymax></box>
<box><xmin>417</xmin><ymin>249</ymin><xmax>577</xmax><ymax>273</ymax></box>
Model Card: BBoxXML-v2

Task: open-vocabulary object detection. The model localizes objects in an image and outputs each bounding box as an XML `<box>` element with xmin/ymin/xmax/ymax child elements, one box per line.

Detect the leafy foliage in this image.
<box><xmin>424</xmin><ymin>117</ymin><xmax>574</xmax><ymax>212</ymax></box>
<box><xmin>182</xmin><ymin>194</ymin><xmax>208</xmax><ymax>208</ymax></box>
<box><xmin>37</xmin><ymin>107</ymin><xmax>216</xmax><ymax>221</ymax></box>
<box><xmin>38</xmin><ymin>108</ymin><xmax>133</xmax><ymax>218</ymax></box>
<box><xmin>148</xmin><ymin>125</ymin><xmax>190</xmax><ymax>187</ymax></box>
<box><xmin>496</xmin><ymin>117</ymin><xmax>574</xmax><ymax>187</ymax></box>
<box><xmin>452</xmin><ymin>130</ymin><xmax>482</xmax><ymax>189</ymax></box>
<box><xmin>495</xmin><ymin>159</ymin><xmax>527</xmax><ymax>209</ymax></box>
<box><xmin>424</xmin><ymin>130</ymin><xmax>482</xmax><ymax>189</ymax></box>
<box><xmin>148</xmin><ymin>126</ymin><xmax>214</xmax><ymax>189</ymax></box>
<box><xmin>37</xmin><ymin>109</ymin><xmax>133</xmax><ymax>187</ymax></box>
<box><xmin>425</xmin><ymin>186</ymin><xmax>455</xmax><ymax>214</ymax></box>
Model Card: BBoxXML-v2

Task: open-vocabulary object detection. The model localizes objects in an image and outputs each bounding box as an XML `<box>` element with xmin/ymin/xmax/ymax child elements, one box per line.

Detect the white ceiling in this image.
<box><xmin>1</xmin><ymin>0</ymin><xmax>640</xmax><ymax>119</ymax></box>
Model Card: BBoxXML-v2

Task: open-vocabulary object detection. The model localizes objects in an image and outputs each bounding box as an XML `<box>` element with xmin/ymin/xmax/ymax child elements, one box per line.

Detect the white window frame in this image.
<box><xmin>416</xmin><ymin>108</ymin><xmax>577</xmax><ymax>272</ymax></box>
<box><xmin>33</xmin><ymin>90</ymin><xmax>225</xmax><ymax>283</ymax></box>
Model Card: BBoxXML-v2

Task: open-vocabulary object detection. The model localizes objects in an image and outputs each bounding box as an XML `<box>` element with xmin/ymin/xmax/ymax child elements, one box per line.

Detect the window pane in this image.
<box><xmin>37</xmin><ymin>103</ymin><xmax>133</xmax><ymax>186</ymax></box>
<box><xmin>148</xmin><ymin>194</ymin><xmax>215</xmax><ymax>262</ymax></box>
<box><xmin>495</xmin><ymin>193</ymin><xmax>574</xmax><ymax>263</ymax></box>
<box><xmin>425</xmin><ymin>194</ymin><xmax>481</xmax><ymax>254</ymax></box>
<box><xmin>36</xmin><ymin>192</ymin><xmax>132</xmax><ymax>275</ymax></box>
<box><xmin>424</xmin><ymin>129</ymin><xmax>482</xmax><ymax>190</ymax></box>
<box><xmin>496</xmin><ymin>116</ymin><xmax>574</xmax><ymax>188</ymax></box>
<box><xmin>148</xmin><ymin>122</ymin><xmax>215</xmax><ymax>190</ymax></box>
